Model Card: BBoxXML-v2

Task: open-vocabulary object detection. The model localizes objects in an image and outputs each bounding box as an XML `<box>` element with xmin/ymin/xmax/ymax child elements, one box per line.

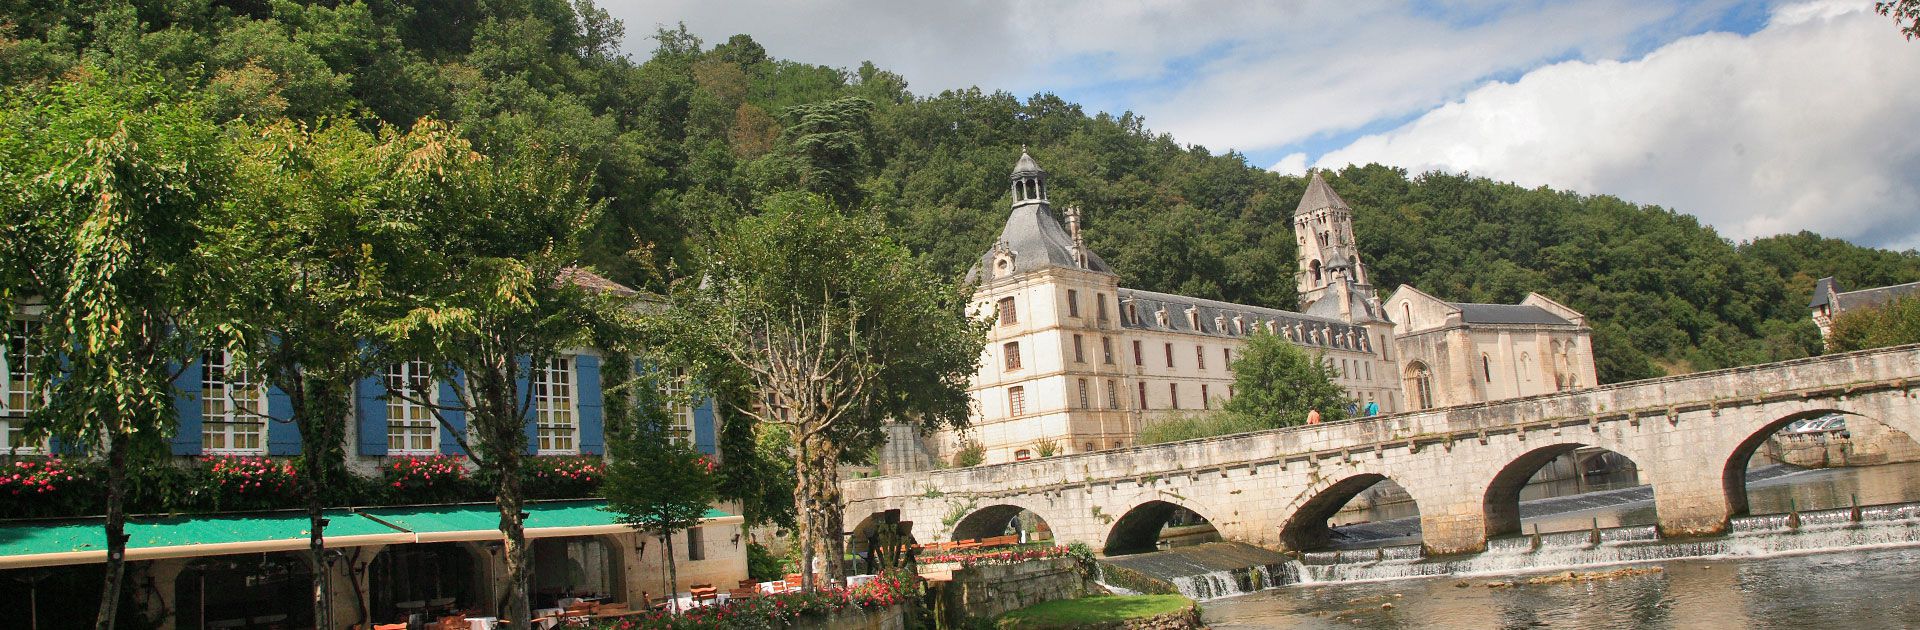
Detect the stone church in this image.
<box><xmin>887</xmin><ymin>151</ymin><xmax>1599</xmax><ymax>470</ymax></box>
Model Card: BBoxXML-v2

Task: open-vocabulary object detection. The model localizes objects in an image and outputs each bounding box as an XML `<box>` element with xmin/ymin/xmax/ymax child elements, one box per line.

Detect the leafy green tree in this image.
<box><xmin>602</xmin><ymin>361</ymin><xmax>718</xmax><ymax>614</ymax></box>
<box><xmin>1224</xmin><ymin>331</ymin><xmax>1351</xmax><ymax>427</ymax></box>
<box><xmin>201</xmin><ymin>118</ymin><xmax>415</xmax><ymax>629</ymax></box>
<box><xmin>0</xmin><ymin>70</ymin><xmax>226</xmax><ymax>630</ymax></box>
<box><xmin>658</xmin><ymin>192</ymin><xmax>983</xmax><ymax>588</ymax></box>
<box><xmin>375</xmin><ymin>121</ymin><xmax>607</xmax><ymax>629</ymax></box>
<box><xmin>1829</xmin><ymin>297</ymin><xmax>1920</xmax><ymax>352</ymax></box>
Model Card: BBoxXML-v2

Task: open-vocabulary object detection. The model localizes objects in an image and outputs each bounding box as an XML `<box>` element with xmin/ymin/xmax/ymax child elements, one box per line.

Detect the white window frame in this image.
<box><xmin>202</xmin><ymin>350</ymin><xmax>268</xmax><ymax>455</ymax></box>
<box><xmin>2</xmin><ymin>317</ymin><xmax>47</xmax><ymax>453</ymax></box>
<box><xmin>386</xmin><ymin>361</ymin><xmax>439</xmax><ymax>455</ymax></box>
<box><xmin>663</xmin><ymin>369</ymin><xmax>695</xmax><ymax>447</ymax></box>
<box><xmin>534</xmin><ymin>356</ymin><xmax>579</xmax><ymax>455</ymax></box>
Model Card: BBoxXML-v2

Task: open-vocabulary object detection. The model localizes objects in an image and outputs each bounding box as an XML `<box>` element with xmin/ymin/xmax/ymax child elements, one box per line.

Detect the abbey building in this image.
<box><xmin>919</xmin><ymin>151</ymin><xmax>1598</xmax><ymax>467</ymax></box>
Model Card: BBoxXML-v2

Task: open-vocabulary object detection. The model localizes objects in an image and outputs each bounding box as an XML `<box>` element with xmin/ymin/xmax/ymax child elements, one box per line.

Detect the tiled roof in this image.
<box><xmin>1117</xmin><ymin>287</ymin><xmax>1374</xmax><ymax>352</ymax></box>
<box><xmin>1294</xmin><ymin>171</ymin><xmax>1352</xmax><ymax>216</ymax></box>
<box><xmin>559</xmin><ymin>266</ymin><xmax>638</xmax><ymax>296</ymax></box>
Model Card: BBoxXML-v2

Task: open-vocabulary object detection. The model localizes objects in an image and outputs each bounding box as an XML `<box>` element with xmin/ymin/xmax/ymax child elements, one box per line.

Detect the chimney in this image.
<box><xmin>1065</xmin><ymin>206</ymin><xmax>1086</xmax><ymax>268</ymax></box>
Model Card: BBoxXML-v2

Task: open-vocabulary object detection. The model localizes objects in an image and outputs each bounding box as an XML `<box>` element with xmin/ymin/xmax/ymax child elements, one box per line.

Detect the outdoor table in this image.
<box><xmin>846</xmin><ymin>574</ymin><xmax>876</xmax><ymax>588</ymax></box>
<box><xmin>466</xmin><ymin>617</ymin><xmax>499</xmax><ymax>630</ymax></box>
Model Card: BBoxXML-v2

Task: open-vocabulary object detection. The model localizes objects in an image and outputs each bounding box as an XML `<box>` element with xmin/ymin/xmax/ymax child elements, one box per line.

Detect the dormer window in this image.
<box><xmin>1154</xmin><ymin>309</ymin><xmax>1169</xmax><ymax>328</ymax></box>
<box><xmin>1233</xmin><ymin>316</ymin><xmax>1246</xmax><ymax>335</ymax></box>
<box><xmin>1185</xmin><ymin>308</ymin><xmax>1199</xmax><ymax>330</ymax></box>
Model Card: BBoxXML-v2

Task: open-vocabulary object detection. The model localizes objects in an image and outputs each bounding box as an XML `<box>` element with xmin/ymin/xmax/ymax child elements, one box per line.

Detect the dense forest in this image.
<box><xmin>5</xmin><ymin>0</ymin><xmax>1918</xmax><ymax>383</ymax></box>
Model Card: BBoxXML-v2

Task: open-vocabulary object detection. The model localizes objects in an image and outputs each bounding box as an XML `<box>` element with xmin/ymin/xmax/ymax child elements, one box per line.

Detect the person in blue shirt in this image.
<box><xmin>1364</xmin><ymin>400</ymin><xmax>1379</xmax><ymax>416</ymax></box>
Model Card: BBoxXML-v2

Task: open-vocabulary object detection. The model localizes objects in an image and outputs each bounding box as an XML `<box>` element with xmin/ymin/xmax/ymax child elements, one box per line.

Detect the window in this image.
<box><xmin>1084</xmin><ymin>442</ymin><xmax>1095</xmax><ymax>452</ymax></box>
<box><xmin>1380</xmin><ymin>335</ymin><xmax>1391</xmax><ymax>360</ymax></box>
<box><xmin>1403</xmin><ymin>303</ymin><xmax>1412</xmax><ymax>327</ymax></box>
<box><xmin>1133</xmin><ymin>340</ymin><xmax>1144</xmax><ymax>366</ymax></box>
<box><xmin>1520</xmin><ymin>353</ymin><xmax>1534</xmax><ymax>382</ymax></box>
<box><xmin>1096</xmin><ymin>295</ymin><xmax>1109</xmax><ymax>321</ymax></box>
<box><xmin>1067</xmin><ymin>290</ymin><xmax>1080</xmax><ymax>317</ymax></box>
<box><xmin>1365</xmin><ymin>362</ymin><xmax>1372</xmax><ymax>381</ymax></box>
<box><xmin>534</xmin><ymin>356</ymin><xmax>578</xmax><ymax>454</ymax></box>
<box><xmin>1164</xmin><ymin>343</ymin><xmax>1174</xmax><ymax>368</ymax></box>
<box><xmin>1310</xmin><ymin>260</ymin><xmax>1322</xmax><ymax>283</ymax></box>
<box><xmin>1102</xmin><ymin>337</ymin><xmax>1115</xmax><ymax>364</ymax></box>
<box><xmin>1196</xmin><ymin>346</ymin><xmax>1206</xmax><ymax>370</ymax></box>
<box><xmin>998</xmin><ymin>297</ymin><xmax>1017</xmax><ymax>326</ymax></box>
<box><xmin>386</xmin><ymin>361</ymin><xmax>437</xmax><ymax>454</ymax></box>
<box><xmin>1407</xmin><ymin>362</ymin><xmax>1434</xmax><ymax>410</ymax></box>
<box><xmin>1073</xmin><ymin>335</ymin><xmax>1085</xmax><ymax>363</ymax></box>
<box><xmin>1223</xmin><ymin>348</ymin><xmax>1232</xmax><ymax>370</ymax></box>
<box><xmin>1014</xmin><ymin>449</ymin><xmax>1033</xmax><ymax>461</ymax></box>
<box><xmin>687</xmin><ymin>526</ymin><xmax>706</xmax><ymax>561</ymax></box>
<box><xmin>1169</xmin><ymin>383</ymin><xmax>1180</xmax><ymax>409</ymax></box>
<box><xmin>1201</xmin><ymin>384</ymin><xmax>1210</xmax><ymax>409</ymax></box>
<box><xmin>202</xmin><ymin>351</ymin><xmax>267</xmax><ymax>454</ymax></box>
<box><xmin>1482</xmin><ymin>353</ymin><xmax>1493</xmax><ymax>383</ymax></box>
<box><xmin>1007</xmin><ymin>386</ymin><xmax>1026</xmax><ymax>416</ymax></box>
<box><xmin>1004</xmin><ymin>342</ymin><xmax>1022</xmax><ymax>371</ymax></box>
<box><xmin>1077</xmin><ymin>379</ymin><xmax>1090</xmax><ymax>409</ymax></box>
<box><xmin>662</xmin><ymin>369</ymin><xmax>695</xmax><ymax>446</ymax></box>
<box><xmin>1137</xmin><ymin>382</ymin><xmax>1147</xmax><ymax>409</ymax></box>
<box><xmin>1107</xmin><ymin>379</ymin><xmax>1120</xmax><ymax>409</ymax></box>
<box><xmin>2</xmin><ymin>318</ymin><xmax>45</xmax><ymax>452</ymax></box>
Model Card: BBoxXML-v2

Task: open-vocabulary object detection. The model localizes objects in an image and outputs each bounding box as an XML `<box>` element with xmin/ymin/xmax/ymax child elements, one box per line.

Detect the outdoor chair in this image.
<box><xmin>690</xmin><ymin>584</ymin><xmax>720</xmax><ymax>606</ymax></box>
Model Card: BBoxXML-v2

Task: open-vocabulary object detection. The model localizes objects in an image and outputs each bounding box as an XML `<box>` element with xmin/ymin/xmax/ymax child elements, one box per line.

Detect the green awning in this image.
<box><xmin>362</xmin><ymin>500</ymin><xmax>738</xmax><ymax>543</ymax></box>
<box><xmin>0</xmin><ymin>510</ymin><xmax>411</xmax><ymax>569</ymax></box>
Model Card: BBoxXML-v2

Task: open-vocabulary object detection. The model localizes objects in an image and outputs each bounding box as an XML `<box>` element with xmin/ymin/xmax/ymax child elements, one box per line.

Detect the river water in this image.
<box><xmin>1137</xmin><ymin>462</ymin><xmax>1920</xmax><ymax>628</ymax></box>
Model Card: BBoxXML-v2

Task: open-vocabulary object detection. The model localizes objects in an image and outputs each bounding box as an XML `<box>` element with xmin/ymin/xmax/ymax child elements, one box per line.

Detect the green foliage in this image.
<box><xmin>1829</xmin><ymin>297</ymin><xmax>1920</xmax><ymax>352</ymax></box>
<box><xmin>715</xmin><ymin>385</ymin><xmax>798</xmax><ymax>529</ymax></box>
<box><xmin>995</xmin><ymin>595</ymin><xmax>1194</xmax><ymax>629</ymax></box>
<box><xmin>1224</xmin><ymin>332</ymin><xmax>1350</xmax><ymax>426</ymax></box>
<box><xmin>746</xmin><ymin>542</ymin><xmax>784</xmax><ymax>582</ymax></box>
<box><xmin>1136</xmin><ymin>411</ymin><xmax>1270</xmax><ymax>445</ymax></box>
<box><xmin>603</xmin><ymin>370</ymin><xmax>719</xmax><ymax>539</ymax></box>
<box><xmin>952</xmin><ymin>440</ymin><xmax>986</xmax><ymax>468</ymax></box>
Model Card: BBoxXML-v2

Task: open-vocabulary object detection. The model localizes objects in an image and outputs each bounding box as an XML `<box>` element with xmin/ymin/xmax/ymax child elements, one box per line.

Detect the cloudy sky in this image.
<box><xmin>601</xmin><ymin>1</ymin><xmax>1920</xmax><ymax>250</ymax></box>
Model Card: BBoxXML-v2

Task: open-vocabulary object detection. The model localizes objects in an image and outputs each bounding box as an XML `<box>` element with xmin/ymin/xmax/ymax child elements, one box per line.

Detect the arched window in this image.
<box><xmin>1310</xmin><ymin>260</ymin><xmax>1323</xmax><ymax>283</ymax></box>
<box><xmin>1520</xmin><ymin>353</ymin><xmax>1533</xmax><ymax>382</ymax></box>
<box><xmin>1402</xmin><ymin>302</ymin><xmax>1412</xmax><ymax>327</ymax></box>
<box><xmin>998</xmin><ymin>297</ymin><xmax>1017</xmax><ymax>325</ymax></box>
<box><xmin>1482</xmin><ymin>353</ymin><xmax>1493</xmax><ymax>383</ymax></box>
<box><xmin>1406</xmin><ymin>361</ymin><xmax>1434</xmax><ymax>410</ymax></box>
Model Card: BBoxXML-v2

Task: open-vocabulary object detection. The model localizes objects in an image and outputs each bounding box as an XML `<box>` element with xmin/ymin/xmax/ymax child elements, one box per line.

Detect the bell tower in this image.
<box><xmin>1295</xmin><ymin>171</ymin><xmax>1374</xmax><ymax>311</ymax></box>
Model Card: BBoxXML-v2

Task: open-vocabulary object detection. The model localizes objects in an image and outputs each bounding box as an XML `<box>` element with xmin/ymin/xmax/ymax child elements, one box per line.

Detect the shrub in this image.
<box><xmin>952</xmin><ymin>440</ymin><xmax>985</xmax><ymax>467</ymax></box>
<box><xmin>1136</xmin><ymin>411</ymin><xmax>1269</xmax><ymax>445</ymax></box>
<box><xmin>382</xmin><ymin>455</ymin><xmax>476</xmax><ymax>504</ymax></box>
<box><xmin>523</xmin><ymin>455</ymin><xmax>606</xmax><ymax>499</ymax></box>
<box><xmin>0</xmin><ymin>458</ymin><xmax>93</xmax><ymax>518</ymax></box>
<box><xmin>200</xmin><ymin>456</ymin><xmax>301</xmax><ymax>511</ymax></box>
<box><xmin>584</xmin><ymin>569</ymin><xmax>918</xmax><ymax>630</ymax></box>
<box><xmin>746</xmin><ymin>541</ymin><xmax>784</xmax><ymax>581</ymax></box>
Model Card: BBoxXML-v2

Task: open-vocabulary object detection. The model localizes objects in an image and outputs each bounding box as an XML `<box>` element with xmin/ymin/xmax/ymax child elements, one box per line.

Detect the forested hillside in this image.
<box><xmin>5</xmin><ymin>1</ymin><xmax>1918</xmax><ymax>382</ymax></box>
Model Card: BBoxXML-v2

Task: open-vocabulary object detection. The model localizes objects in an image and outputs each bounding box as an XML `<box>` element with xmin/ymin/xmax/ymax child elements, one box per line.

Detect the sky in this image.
<box><xmin>600</xmin><ymin>1</ymin><xmax>1920</xmax><ymax>251</ymax></box>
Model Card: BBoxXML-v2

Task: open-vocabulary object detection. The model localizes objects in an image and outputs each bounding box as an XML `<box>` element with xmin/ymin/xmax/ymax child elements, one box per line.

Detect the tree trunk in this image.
<box><xmin>497</xmin><ymin>457</ymin><xmax>531</xmax><ymax>629</ymax></box>
<box><xmin>791</xmin><ymin>433</ymin><xmax>817</xmax><ymax>591</ymax></box>
<box><xmin>820</xmin><ymin>450</ymin><xmax>847</xmax><ymax>584</ymax></box>
<box><xmin>96</xmin><ymin>429</ymin><xmax>129</xmax><ymax>630</ymax></box>
<box><xmin>663</xmin><ymin>533</ymin><xmax>679</xmax><ymax>614</ymax></box>
<box><xmin>296</xmin><ymin>378</ymin><xmax>349</xmax><ymax>630</ymax></box>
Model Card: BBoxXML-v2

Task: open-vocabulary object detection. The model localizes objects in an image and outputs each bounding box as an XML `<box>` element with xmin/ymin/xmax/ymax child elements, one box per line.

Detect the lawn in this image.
<box><xmin>995</xmin><ymin>594</ymin><xmax>1195</xmax><ymax>629</ymax></box>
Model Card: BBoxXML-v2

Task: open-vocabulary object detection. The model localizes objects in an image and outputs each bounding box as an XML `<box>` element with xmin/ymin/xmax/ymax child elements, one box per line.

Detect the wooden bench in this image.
<box><xmin>690</xmin><ymin>584</ymin><xmax>720</xmax><ymax>607</ymax></box>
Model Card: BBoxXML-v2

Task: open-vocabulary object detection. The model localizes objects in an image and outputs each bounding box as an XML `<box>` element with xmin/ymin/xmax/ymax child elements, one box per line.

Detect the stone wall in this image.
<box><xmin>790</xmin><ymin>604</ymin><xmax>909</xmax><ymax>630</ymax></box>
<box><xmin>934</xmin><ymin>558</ymin><xmax>1093</xmax><ymax>626</ymax></box>
<box><xmin>1762</xmin><ymin>421</ymin><xmax>1920</xmax><ymax>468</ymax></box>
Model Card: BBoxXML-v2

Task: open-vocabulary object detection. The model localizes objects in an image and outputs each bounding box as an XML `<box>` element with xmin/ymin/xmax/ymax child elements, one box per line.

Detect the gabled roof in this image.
<box><xmin>1295</xmin><ymin>171</ymin><xmax>1352</xmax><ymax>216</ymax></box>
<box><xmin>1832</xmin><ymin>280</ymin><xmax>1920</xmax><ymax>313</ymax></box>
<box><xmin>1809</xmin><ymin>277</ymin><xmax>1838</xmax><ymax>309</ymax></box>
<box><xmin>1117</xmin><ymin>287</ymin><xmax>1372</xmax><ymax>351</ymax></box>
<box><xmin>1451</xmin><ymin>302</ymin><xmax>1573</xmax><ymax>326</ymax></box>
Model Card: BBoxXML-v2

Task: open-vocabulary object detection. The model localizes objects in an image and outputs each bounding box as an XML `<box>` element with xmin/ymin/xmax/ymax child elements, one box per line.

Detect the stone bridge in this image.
<box><xmin>844</xmin><ymin>344</ymin><xmax>1920</xmax><ymax>555</ymax></box>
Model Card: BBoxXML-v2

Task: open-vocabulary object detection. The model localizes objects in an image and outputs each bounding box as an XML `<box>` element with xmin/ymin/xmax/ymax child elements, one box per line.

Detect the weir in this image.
<box><xmin>1107</xmin><ymin>499</ymin><xmax>1920</xmax><ymax>601</ymax></box>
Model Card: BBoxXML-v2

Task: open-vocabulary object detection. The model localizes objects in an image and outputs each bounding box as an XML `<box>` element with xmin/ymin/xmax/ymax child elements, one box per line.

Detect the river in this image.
<box><xmin>1127</xmin><ymin>461</ymin><xmax>1920</xmax><ymax>628</ymax></box>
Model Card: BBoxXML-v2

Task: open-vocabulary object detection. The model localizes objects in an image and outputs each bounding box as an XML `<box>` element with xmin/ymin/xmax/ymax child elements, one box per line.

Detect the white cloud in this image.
<box><xmin>1271</xmin><ymin>152</ymin><xmax>1309</xmax><ymax>176</ymax></box>
<box><xmin>1314</xmin><ymin>3</ymin><xmax>1920</xmax><ymax>249</ymax></box>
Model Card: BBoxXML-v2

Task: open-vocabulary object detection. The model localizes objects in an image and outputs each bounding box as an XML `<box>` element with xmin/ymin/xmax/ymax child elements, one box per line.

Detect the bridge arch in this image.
<box><xmin>1482</xmin><ymin>442</ymin><xmax>1647</xmax><ymax>537</ymax></box>
<box><xmin>949</xmin><ymin>502</ymin><xmax>1057</xmax><ymax>544</ymax></box>
<box><xmin>1279</xmin><ymin>471</ymin><xmax>1425</xmax><ymax>551</ymax></box>
<box><xmin>1103</xmin><ymin>499</ymin><xmax>1221</xmax><ymax>556</ymax></box>
<box><xmin>1721</xmin><ymin>406</ymin><xmax>1920</xmax><ymax>516</ymax></box>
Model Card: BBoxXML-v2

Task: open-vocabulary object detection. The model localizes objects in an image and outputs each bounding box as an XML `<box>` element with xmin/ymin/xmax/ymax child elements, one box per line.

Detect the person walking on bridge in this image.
<box><xmin>1307</xmin><ymin>408</ymin><xmax>1322</xmax><ymax>425</ymax></box>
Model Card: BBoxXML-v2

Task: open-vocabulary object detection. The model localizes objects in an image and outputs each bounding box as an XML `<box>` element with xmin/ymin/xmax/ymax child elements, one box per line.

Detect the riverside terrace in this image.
<box><xmin>846</xmin><ymin>344</ymin><xmax>1920</xmax><ymax>556</ymax></box>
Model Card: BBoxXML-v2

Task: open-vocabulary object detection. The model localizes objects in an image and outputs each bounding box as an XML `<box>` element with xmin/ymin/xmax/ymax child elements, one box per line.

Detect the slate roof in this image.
<box><xmin>1832</xmin><ymin>280</ymin><xmax>1920</xmax><ymax>312</ymax></box>
<box><xmin>1450</xmin><ymin>302</ymin><xmax>1573</xmax><ymax>326</ymax></box>
<box><xmin>967</xmin><ymin>205</ymin><xmax>1114</xmax><ymax>284</ymax></box>
<box><xmin>1012</xmin><ymin>150</ymin><xmax>1043</xmax><ymax>177</ymax></box>
<box><xmin>1808</xmin><ymin>277</ymin><xmax>1838</xmax><ymax>309</ymax></box>
<box><xmin>1295</xmin><ymin>171</ymin><xmax>1352</xmax><ymax>216</ymax></box>
<box><xmin>1118</xmin><ymin>287</ymin><xmax>1373</xmax><ymax>352</ymax></box>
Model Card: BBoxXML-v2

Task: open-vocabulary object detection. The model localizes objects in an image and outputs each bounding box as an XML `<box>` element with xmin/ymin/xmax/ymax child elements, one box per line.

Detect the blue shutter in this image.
<box><xmin>518</xmin><ymin>356</ymin><xmax>538</xmax><ymax>455</ymax></box>
<box><xmin>693</xmin><ymin>398</ymin><xmax>717</xmax><ymax>456</ymax></box>
<box><xmin>170</xmin><ymin>359</ymin><xmax>203</xmax><ymax>456</ymax></box>
<box><xmin>576</xmin><ymin>355</ymin><xmax>604</xmax><ymax>455</ymax></box>
<box><xmin>265</xmin><ymin>385</ymin><xmax>299</xmax><ymax>455</ymax></box>
<box><xmin>438</xmin><ymin>372</ymin><xmax>468</xmax><ymax>456</ymax></box>
<box><xmin>355</xmin><ymin>374</ymin><xmax>387</xmax><ymax>456</ymax></box>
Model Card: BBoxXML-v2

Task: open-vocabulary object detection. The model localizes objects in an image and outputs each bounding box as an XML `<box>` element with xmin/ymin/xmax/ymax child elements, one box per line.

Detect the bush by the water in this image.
<box><xmin>995</xmin><ymin>594</ymin><xmax>1195</xmax><ymax>629</ymax></box>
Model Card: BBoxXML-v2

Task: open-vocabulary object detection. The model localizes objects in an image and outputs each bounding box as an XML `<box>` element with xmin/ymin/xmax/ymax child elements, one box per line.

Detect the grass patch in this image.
<box><xmin>1136</xmin><ymin>411</ymin><xmax>1270</xmax><ymax>445</ymax></box>
<box><xmin>996</xmin><ymin>595</ymin><xmax>1194</xmax><ymax>629</ymax></box>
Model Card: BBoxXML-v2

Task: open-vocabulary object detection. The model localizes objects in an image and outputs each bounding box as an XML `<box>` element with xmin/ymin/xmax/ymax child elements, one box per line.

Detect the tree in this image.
<box><xmin>376</xmin><ymin>122</ymin><xmax>607</xmax><ymax>629</ymax></box>
<box><xmin>201</xmin><ymin>118</ymin><xmax>413</xmax><ymax>629</ymax></box>
<box><xmin>602</xmin><ymin>357</ymin><xmax>719</xmax><ymax>614</ymax></box>
<box><xmin>1828</xmin><ymin>296</ymin><xmax>1920</xmax><ymax>352</ymax></box>
<box><xmin>1224</xmin><ymin>331</ymin><xmax>1351</xmax><ymax>427</ymax></box>
<box><xmin>1879</xmin><ymin>1</ymin><xmax>1920</xmax><ymax>39</ymax></box>
<box><xmin>659</xmin><ymin>192</ymin><xmax>983</xmax><ymax>589</ymax></box>
<box><xmin>0</xmin><ymin>70</ymin><xmax>226</xmax><ymax>629</ymax></box>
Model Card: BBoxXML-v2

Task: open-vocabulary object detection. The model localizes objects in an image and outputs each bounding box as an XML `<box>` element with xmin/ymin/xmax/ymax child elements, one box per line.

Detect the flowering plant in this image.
<box><xmin>524</xmin><ymin>455</ymin><xmax>605</xmax><ymax>499</ymax></box>
<box><xmin>383</xmin><ymin>455</ymin><xmax>473</xmax><ymax>503</ymax></box>
<box><xmin>0</xmin><ymin>458</ymin><xmax>92</xmax><ymax>517</ymax></box>
<box><xmin>920</xmin><ymin>544</ymin><xmax>1076</xmax><ymax>567</ymax></box>
<box><xmin>202</xmin><ymin>456</ymin><xmax>299</xmax><ymax>510</ymax></box>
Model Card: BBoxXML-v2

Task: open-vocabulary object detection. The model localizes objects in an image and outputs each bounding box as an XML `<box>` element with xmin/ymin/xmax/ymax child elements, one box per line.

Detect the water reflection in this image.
<box><xmin>1205</xmin><ymin>546</ymin><xmax>1920</xmax><ymax>629</ymax></box>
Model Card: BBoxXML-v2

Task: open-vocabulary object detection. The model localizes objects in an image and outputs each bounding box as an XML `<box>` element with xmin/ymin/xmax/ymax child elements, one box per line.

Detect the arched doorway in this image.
<box><xmin>175</xmin><ymin>552</ymin><xmax>313</xmax><ymax>630</ymax></box>
<box><xmin>949</xmin><ymin>504</ymin><xmax>1053</xmax><ymax>546</ymax></box>
<box><xmin>1724</xmin><ymin>410</ymin><xmax>1920</xmax><ymax>516</ymax></box>
<box><xmin>1483</xmin><ymin>443</ymin><xmax>1648</xmax><ymax>537</ymax></box>
<box><xmin>369</xmin><ymin>542</ymin><xmax>482</xmax><ymax>623</ymax></box>
<box><xmin>531</xmin><ymin>536</ymin><xmax>623</xmax><ymax>610</ymax></box>
<box><xmin>1103</xmin><ymin>500</ymin><xmax>1218</xmax><ymax>556</ymax></box>
<box><xmin>1281</xmin><ymin>474</ymin><xmax>1422</xmax><ymax>551</ymax></box>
